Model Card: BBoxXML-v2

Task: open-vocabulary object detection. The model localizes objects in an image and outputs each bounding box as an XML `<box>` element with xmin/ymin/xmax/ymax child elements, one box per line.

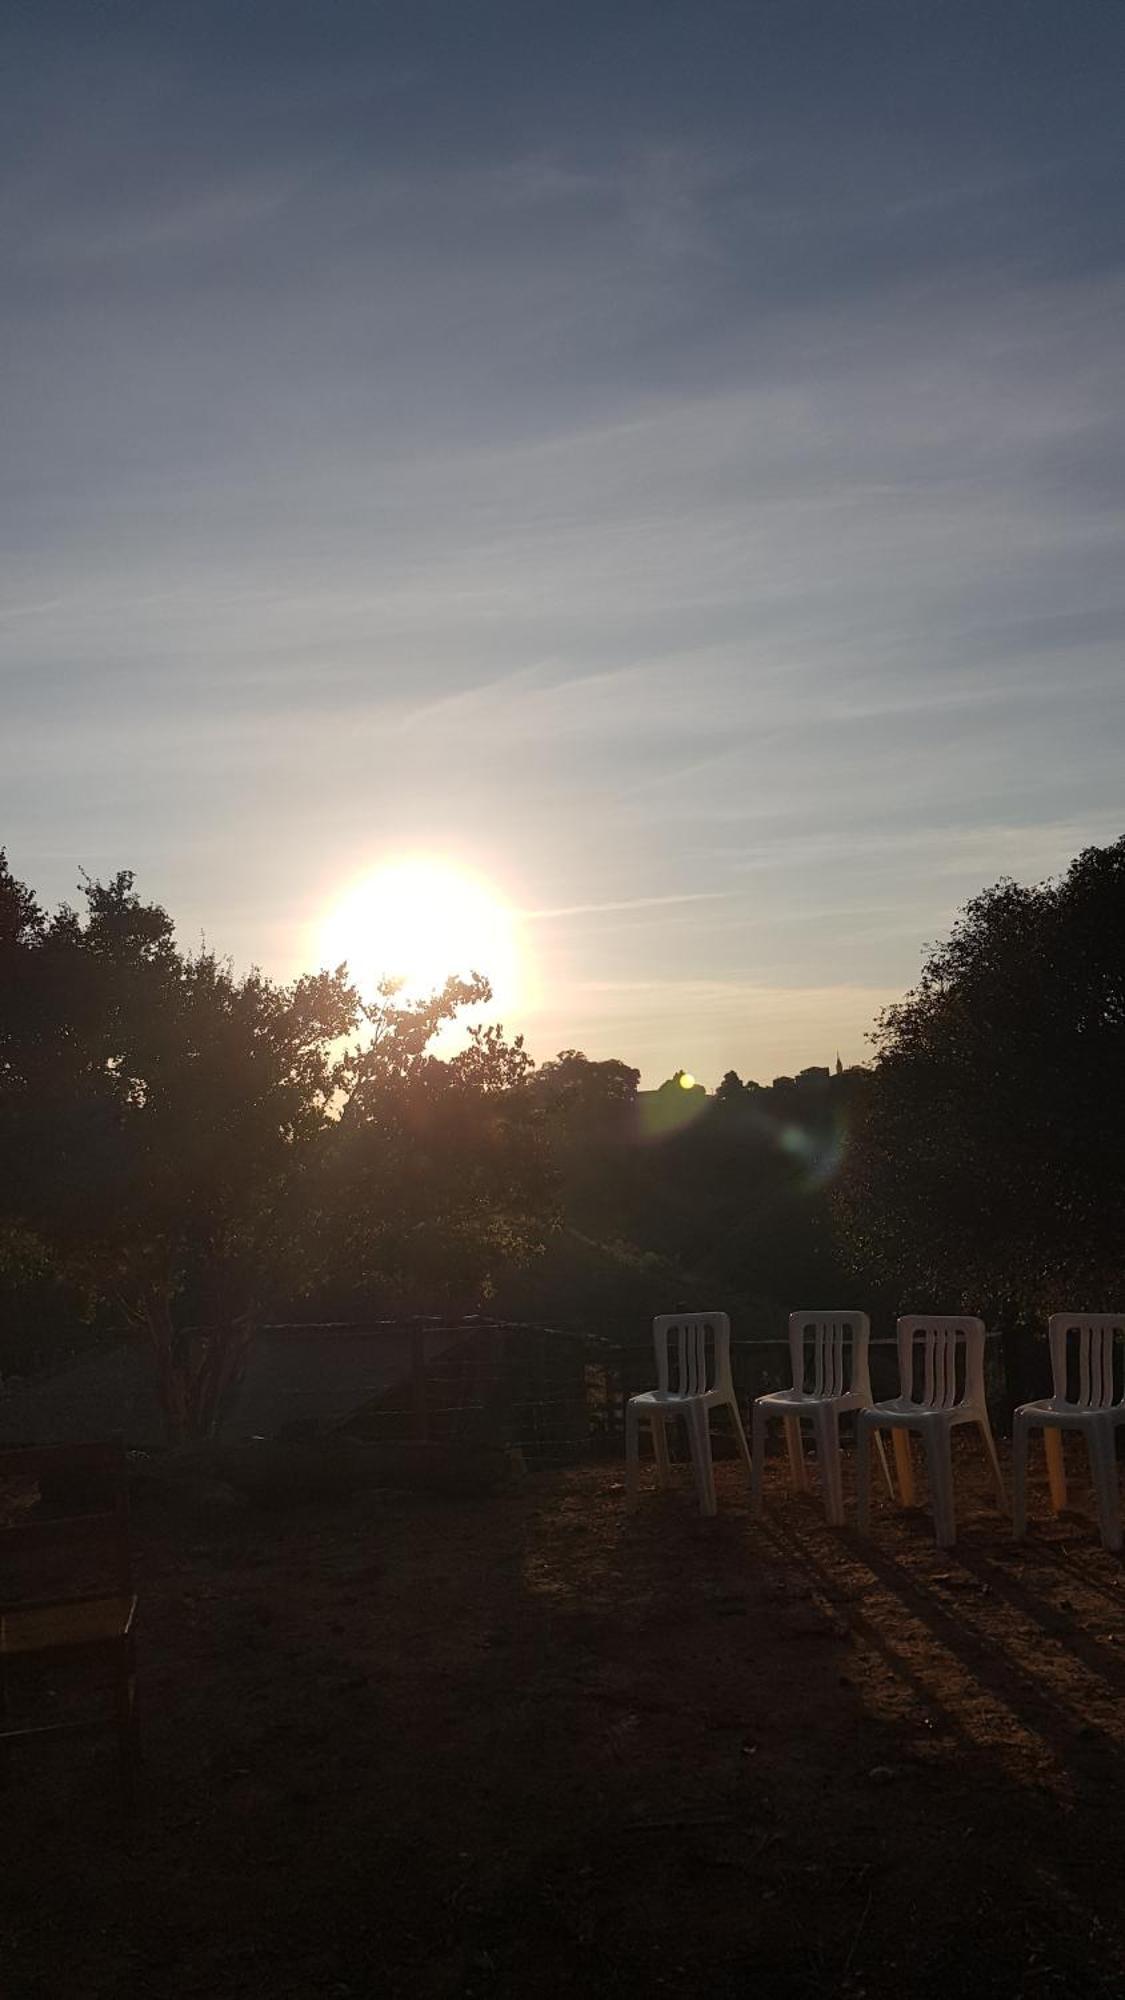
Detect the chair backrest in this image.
<box><xmin>1048</xmin><ymin>1314</ymin><xmax>1125</xmax><ymax>1410</ymax></box>
<box><xmin>896</xmin><ymin>1316</ymin><xmax>986</xmax><ymax>1411</ymax></box>
<box><xmin>788</xmin><ymin>1312</ymin><xmax>872</xmax><ymax>1399</ymax></box>
<box><xmin>653</xmin><ymin>1313</ymin><xmax>732</xmax><ymax>1397</ymax></box>
<box><xmin>0</xmin><ymin>1441</ymin><xmax>131</xmax><ymax>1607</ymax></box>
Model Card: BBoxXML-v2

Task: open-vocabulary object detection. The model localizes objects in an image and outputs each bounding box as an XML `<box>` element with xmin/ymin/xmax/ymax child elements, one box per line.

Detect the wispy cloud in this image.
<box><xmin>3</xmin><ymin>3</ymin><xmax>1124</xmax><ymax>1079</ymax></box>
<box><xmin>522</xmin><ymin>890</ymin><xmax>731</xmax><ymax>922</ymax></box>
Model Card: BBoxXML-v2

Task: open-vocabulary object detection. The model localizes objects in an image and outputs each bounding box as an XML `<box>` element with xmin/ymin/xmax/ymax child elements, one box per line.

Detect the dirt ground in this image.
<box><xmin>5</xmin><ymin>1434</ymin><xmax>1125</xmax><ymax>1999</ymax></box>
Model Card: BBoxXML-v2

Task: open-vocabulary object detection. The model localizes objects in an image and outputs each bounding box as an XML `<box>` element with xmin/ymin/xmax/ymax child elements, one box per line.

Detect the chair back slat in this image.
<box><xmin>923</xmin><ymin>1337</ymin><xmax>936</xmax><ymax>1408</ymax></box>
<box><xmin>1049</xmin><ymin>1315</ymin><xmax>1125</xmax><ymax>1410</ymax></box>
<box><xmin>896</xmin><ymin>1318</ymin><xmax>986</xmax><ymax>1412</ymax></box>
<box><xmin>653</xmin><ymin>1314</ymin><xmax>731</xmax><ymax>1397</ymax></box>
<box><xmin>788</xmin><ymin>1313</ymin><xmax>871</xmax><ymax>1400</ymax></box>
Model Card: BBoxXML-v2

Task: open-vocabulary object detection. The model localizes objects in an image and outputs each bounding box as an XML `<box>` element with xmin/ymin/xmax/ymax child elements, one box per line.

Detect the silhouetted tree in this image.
<box><xmin>317</xmin><ymin>989</ymin><xmax>555</xmax><ymax>1315</ymax></box>
<box><xmin>0</xmin><ymin>859</ymin><xmax>556</xmax><ymax>1435</ymax></box>
<box><xmin>715</xmin><ymin>1070</ymin><xmax>746</xmax><ymax>1103</ymax></box>
<box><xmin>530</xmin><ymin>1049</ymin><xmax>640</xmax><ymax>1118</ymax></box>
<box><xmin>0</xmin><ymin>858</ymin><xmax>359</xmax><ymax>1437</ymax></box>
<box><xmin>836</xmin><ymin>838</ymin><xmax>1125</xmax><ymax>1394</ymax></box>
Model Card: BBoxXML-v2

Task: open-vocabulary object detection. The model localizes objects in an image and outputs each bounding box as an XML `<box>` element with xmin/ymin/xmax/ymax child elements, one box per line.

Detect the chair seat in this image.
<box><xmin>629</xmin><ymin>1388</ymin><xmax>727</xmax><ymax>1411</ymax></box>
<box><xmin>756</xmin><ymin>1388</ymin><xmax>864</xmax><ymax>1413</ymax></box>
<box><xmin>1</xmin><ymin>1593</ymin><xmax>137</xmax><ymax>1658</ymax></box>
<box><xmin>1015</xmin><ymin>1398</ymin><xmax>1125</xmax><ymax>1428</ymax></box>
<box><xmin>862</xmin><ymin>1398</ymin><xmax>979</xmax><ymax>1429</ymax></box>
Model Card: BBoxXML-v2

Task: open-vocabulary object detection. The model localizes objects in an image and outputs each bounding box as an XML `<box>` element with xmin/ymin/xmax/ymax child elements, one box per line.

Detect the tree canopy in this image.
<box><xmin>0</xmin><ymin>856</ymin><xmax>554</xmax><ymax>1437</ymax></box>
<box><xmin>10</xmin><ymin>836</ymin><xmax>1121</xmax><ymax>1441</ymax></box>
<box><xmin>836</xmin><ymin>837</ymin><xmax>1125</xmax><ymax>1342</ymax></box>
<box><xmin>0</xmin><ymin>856</ymin><xmax>361</xmax><ymax>1435</ymax></box>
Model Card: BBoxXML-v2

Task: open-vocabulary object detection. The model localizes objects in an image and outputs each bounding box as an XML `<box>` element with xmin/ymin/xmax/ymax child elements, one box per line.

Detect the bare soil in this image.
<box><xmin>5</xmin><ymin>1438</ymin><xmax>1125</xmax><ymax>1998</ymax></box>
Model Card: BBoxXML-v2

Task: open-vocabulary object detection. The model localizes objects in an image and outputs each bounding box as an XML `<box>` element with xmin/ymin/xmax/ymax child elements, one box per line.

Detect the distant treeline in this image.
<box><xmin>3</xmin><ymin>836</ymin><xmax>1124</xmax><ymax>1433</ymax></box>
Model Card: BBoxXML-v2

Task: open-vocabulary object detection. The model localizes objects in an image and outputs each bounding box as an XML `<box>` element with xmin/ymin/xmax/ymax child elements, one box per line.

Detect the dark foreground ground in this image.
<box><xmin>5</xmin><ymin>1437</ymin><xmax>1125</xmax><ymax>1999</ymax></box>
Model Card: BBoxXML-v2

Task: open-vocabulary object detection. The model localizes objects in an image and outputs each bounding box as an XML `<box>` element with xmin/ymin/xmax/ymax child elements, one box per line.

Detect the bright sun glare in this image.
<box><xmin>320</xmin><ymin>858</ymin><xmax>521</xmax><ymax>1015</ymax></box>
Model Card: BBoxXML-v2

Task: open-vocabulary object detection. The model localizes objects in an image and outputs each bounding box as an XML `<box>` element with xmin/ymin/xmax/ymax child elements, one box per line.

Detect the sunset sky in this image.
<box><xmin>4</xmin><ymin>1</ymin><xmax>1124</xmax><ymax>1084</ymax></box>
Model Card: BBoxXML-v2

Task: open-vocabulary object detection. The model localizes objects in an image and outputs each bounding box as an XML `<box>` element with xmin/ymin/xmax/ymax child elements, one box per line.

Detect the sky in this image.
<box><xmin>3</xmin><ymin>1</ymin><xmax>1124</xmax><ymax>1085</ymax></box>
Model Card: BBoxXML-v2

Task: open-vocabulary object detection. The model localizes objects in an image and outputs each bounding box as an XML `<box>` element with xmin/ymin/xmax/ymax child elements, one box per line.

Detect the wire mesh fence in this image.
<box><xmin>264</xmin><ymin>1316</ymin><xmax>1011</xmax><ymax>1462</ymax></box>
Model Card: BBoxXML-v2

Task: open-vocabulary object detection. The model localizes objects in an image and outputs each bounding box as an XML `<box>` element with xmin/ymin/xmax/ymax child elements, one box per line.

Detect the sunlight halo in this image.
<box><xmin>319</xmin><ymin>857</ymin><xmax>522</xmax><ymax>1018</ymax></box>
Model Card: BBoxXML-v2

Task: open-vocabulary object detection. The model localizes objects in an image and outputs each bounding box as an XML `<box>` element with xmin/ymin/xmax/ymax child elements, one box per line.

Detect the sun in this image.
<box><xmin>319</xmin><ymin>858</ymin><xmax>521</xmax><ymax>1014</ymax></box>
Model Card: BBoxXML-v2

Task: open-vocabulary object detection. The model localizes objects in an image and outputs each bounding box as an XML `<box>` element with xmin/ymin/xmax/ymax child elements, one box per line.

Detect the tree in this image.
<box><xmin>0</xmin><ymin>862</ymin><xmax>561</xmax><ymax>1433</ymax></box>
<box><xmin>715</xmin><ymin>1070</ymin><xmax>746</xmax><ymax>1103</ymax></box>
<box><xmin>835</xmin><ymin>839</ymin><xmax>1125</xmax><ymax>1390</ymax></box>
<box><xmin>318</xmin><ymin>989</ymin><xmax>556</xmax><ymax>1316</ymax></box>
<box><xmin>0</xmin><ymin>859</ymin><xmax>568</xmax><ymax>1431</ymax></box>
<box><xmin>530</xmin><ymin>1050</ymin><xmax>640</xmax><ymax>1119</ymax></box>
<box><xmin>0</xmin><ymin>858</ymin><xmax>359</xmax><ymax>1438</ymax></box>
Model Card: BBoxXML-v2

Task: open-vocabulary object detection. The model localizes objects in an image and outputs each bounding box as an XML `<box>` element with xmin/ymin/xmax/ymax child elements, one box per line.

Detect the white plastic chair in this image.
<box><xmin>857</xmin><ymin>1316</ymin><xmax>1006</xmax><ymax>1547</ymax></box>
<box><xmin>625</xmin><ymin>1312</ymin><xmax>751</xmax><ymax>1517</ymax></box>
<box><xmin>1013</xmin><ymin>1314</ymin><xmax>1125</xmax><ymax>1552</ymax></box>
<box><xmin>750</xmin><ymin>1311</ymin><xmax>895</xmax><ymax>1526</ymax></box>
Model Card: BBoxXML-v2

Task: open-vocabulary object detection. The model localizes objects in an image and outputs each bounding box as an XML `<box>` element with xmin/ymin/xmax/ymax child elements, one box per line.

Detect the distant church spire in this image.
<box><xmin>835</xmin><ymin>1051</ymin><xmax>843</xmax><ymax>1076</ymax></box>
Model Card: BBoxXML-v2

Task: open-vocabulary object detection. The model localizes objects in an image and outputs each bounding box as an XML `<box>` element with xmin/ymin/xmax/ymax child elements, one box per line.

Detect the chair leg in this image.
<box><xmin>874</xmin><ymin>1431</ymin><xmax>896</xmax><ymax>1500</ymax></box>
<box><xmin>727</xmin><ymin>1395</ymin><xmax>753</xmax><ymax>1492</ymax></box>
<box><xmin>1012</xmin><ymin>1415</ymin><xmax>1030</xmax><ymax>1540</ymax></box>
<box><xmin>892</xmin><ymin>1430</ymin><xmax>916</xmax><ymax>1508</ymax></box>
<box><xmin>625</xmin><ymin>1400</ymin><xmax>640</xmax><ymax>1503</ymax></box>
<box><xmin>687</xmin><ymin>1403</ymin><xmax>717</xmax><ymax>1517</ymax></box>
<box><xmin>651</xmin><ymin>1411</ymin><xmax>673</xmax><ymax>1488</ymax></box>
<box><xmin>856</xmin><ymin>1417</ymin><xmax>873</xmax><ymax>1534</ymax></box>
<box><xmin>924</xmin><ymin>1428</ymin><xmax>956</xmax><ymax>1548</ymax></box>
<box><xmin>784</xmin><ymin>1417</ymin><xmax>808</xmax><ymax>1494</ymax></box>
<box><xmin>1044</xmin><ymin>1428</ymin><xmax>1067</xmax><ymax>1514</ymax></box>
<box><xmin>750</xmin><ymin>1402</ymin><xmax>766</xmax><ymax>1518</ymax></box>
<box><xmin>978</xmin><ymin>1416</ymin><xmax>1007</xmax><ymax>1510</ymax></box>
<box><xmin>813</xmin><ymin>1407</ymin><xmax>845</xmax><ymax>1528</ymax></box>
<box><xmin>1086</xmin><ymin>1427</ymin><xmax>1122</xmax><ymax>1554</ymax></box>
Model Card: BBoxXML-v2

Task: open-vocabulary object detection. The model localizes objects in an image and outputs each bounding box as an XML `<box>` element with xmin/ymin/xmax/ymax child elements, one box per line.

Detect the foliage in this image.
<box><xmin>0</xmin><ymin>855</ymin><xmax>359</xmax><ymax>1436</ymax></box>
<box><xmin>529</xmin><ymin>1049</ymin><xmax>640</xmax><ymax>1118</ymax></box>
<box><xmin>493</xmin><ymin>1227</ymin><xmax>691</xmax><ymax>1335</ymax></box>
<box><xmin>835</xmin><ymin>838</ymin><xmax>1125</xmax><ymax>1345</ymax></box>
<box><xmin>510</xmin><ymin>1045</ymin><xmax>857</xmax><ymax>1337</ymax></box>
<box><xmin>0</xmin><ymin>859</ymin><xmax>556</xmax><ymax>1435</ymax></box>
<box><xmin>312</xmin><ymin>988</ymin><xmax>556</xmax><ymax>1316</ymax></box>
<box><xmin>21</xmin><ymin>831</ymin><xmax>1121</xmax><ymax>1441</ymax></box>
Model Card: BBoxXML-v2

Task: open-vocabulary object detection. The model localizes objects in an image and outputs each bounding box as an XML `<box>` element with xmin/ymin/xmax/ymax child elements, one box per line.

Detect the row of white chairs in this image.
<box><xmin>624</xmin><ymin>1310</ymin><xmax>1125</xmax><ymax>1550</ymax></box>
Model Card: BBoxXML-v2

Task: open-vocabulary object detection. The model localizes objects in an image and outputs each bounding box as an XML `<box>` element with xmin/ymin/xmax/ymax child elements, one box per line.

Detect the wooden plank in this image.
<box><xmin>0</xmin><ymin>1441</ymin><xmax>124</xmax><ymax>1480</ymax></box>
<box><xmin>0</xmin><ymin>1512</ymin><xmax>117</xmax><ymax>1556</ymax></box>
<box><xmin>410</xmin><ymin>1328</ymin><xmax>429</xmax><ymax>1442</ymax></box>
